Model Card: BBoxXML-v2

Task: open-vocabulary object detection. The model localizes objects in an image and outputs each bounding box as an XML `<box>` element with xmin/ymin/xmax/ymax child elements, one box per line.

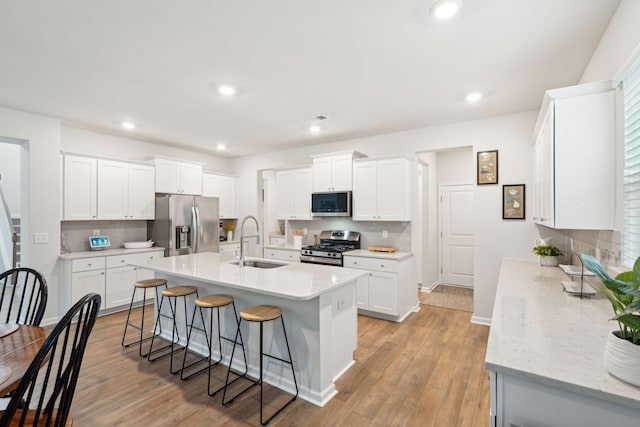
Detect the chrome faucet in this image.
<box><xmin>238</xmin><ymin>215</ymin><xmax>260</xmax><ymax>266</ymax></box>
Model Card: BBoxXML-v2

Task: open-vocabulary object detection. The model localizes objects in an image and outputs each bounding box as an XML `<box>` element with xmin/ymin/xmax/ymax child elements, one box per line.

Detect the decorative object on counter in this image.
<box><xmin>502</xmin><ymin>184</ymin><xmax>525</xmax><ymax>219</ymax></box>
<box><xmin>582</xmin><ymin>253</ymin><xmax>640</xmax><ymax>387</ymax></box>
<box><xmin>60</xmin><ymin>232</ymin><xmax>71</xmax><ymax>254</ymax></box>
<box><xmin>559</xmin><ymin>253</ymin><xmax>595</xmax><ymax>298</ymax></box>
<box><xmin>123</xmin><ymin>240</ymin><xmax>154</xmax><ymax>249</ymax></box>
<box><xmin>368</xmin><ymin>246</ymin><xmax>396</xmax><ymax>252</ymax></box>
<box><xmin>292</xmin><ymin>230</ymin><xmax>304</xmax><ymax>249</ymax></box>
<box><xmin>532</xmin><ymin>243</ymin><xmax>563</xmax><ymax>267</ymax></box>
<box><xmin>477</xmin><ymin>150</ymin><xmax>498</xmax><ymax>185</ymax></box>
<box><xmin>223</xmin><ymin>222</ymin><xmax>234</xmax><ymax>241</ymax></box>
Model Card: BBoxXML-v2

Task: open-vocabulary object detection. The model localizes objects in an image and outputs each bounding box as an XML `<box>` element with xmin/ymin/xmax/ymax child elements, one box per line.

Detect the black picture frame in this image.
<box><xmin>503</xmin><ymin>184</ymin><xmax>525</xmax><ymax>220</ymax></box>
<box><xmin>477</xmin><ymin>150</ymin><xmax>498</xmax><ymax>185</ymax></box>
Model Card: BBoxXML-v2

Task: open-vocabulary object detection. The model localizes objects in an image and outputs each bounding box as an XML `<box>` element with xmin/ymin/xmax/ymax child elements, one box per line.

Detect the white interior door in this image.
<box><xmin>440</xmin><ymin>184</ymin><xmax>474</xmax><ymax>287</ymax></box>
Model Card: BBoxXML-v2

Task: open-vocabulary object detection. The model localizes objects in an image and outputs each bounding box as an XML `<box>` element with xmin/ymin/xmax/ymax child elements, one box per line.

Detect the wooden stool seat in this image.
<box><xmin>135</xmin><ymin>278</ymin><xmax>168</xmax><ymax>288</ymax></box>
<box><xmin>162</xmin><ymin>286</ymin><xmax>198</xmax><ymax>298</ymax></box>
<box><xmin>196</xmin><ymin>294</ymin><xmax>234</xmax><ymax>308</ymax></box>
<box><xmin>240</xmin><ymin>305</ymin><xmax>282</xmax><ymax>322</ymax></box>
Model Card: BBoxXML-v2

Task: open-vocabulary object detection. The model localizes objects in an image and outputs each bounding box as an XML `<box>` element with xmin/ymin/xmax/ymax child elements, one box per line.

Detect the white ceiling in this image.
<box><xmin>0</xmin><ymin>0</ymin><xmax>620</xmax><ymax>157</ymax></box>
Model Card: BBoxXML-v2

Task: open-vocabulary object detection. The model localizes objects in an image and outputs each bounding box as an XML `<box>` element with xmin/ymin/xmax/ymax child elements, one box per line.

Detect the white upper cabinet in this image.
<box><xmin>277</xmin><ymin>167</ymin><xmax>312</xmax><ymax>220</ymax></box>
<box><xmin>311</xmin><ymin>151</ymin><xmax>365</xmax><ymax>192</ymax></box>
<box><xmin>97</xmin><ymin>160</ymin><xmax>155</xmax><ymax>220</ymax></box>
<box><xmin>154</xmin><ymin>159</ymin><xmax>203</xmax><ymax>195</ymax></box>
<box><xmin>63</xmin><ymin>155</ymin><xmax>97</xmax><ymax>220</ymax></box>
<box><xmin>202</xmin><ymin>173</ymin><xmax>238</xmax><ymax>219</ymax></box>
<box><xmin>352</xmin><ymin>155</ymin><xmax>412</xmax><ymax>221</ymax></box>
<box><xmin>532</xmin><ymin>81</ymin><xmax>615</xmax><ymax>230</ymax></box>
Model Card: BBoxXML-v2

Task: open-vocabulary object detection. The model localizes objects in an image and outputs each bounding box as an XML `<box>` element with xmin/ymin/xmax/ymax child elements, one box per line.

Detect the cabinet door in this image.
<box><xmin>97</xmin><ymin>159</ymin><xmax>129</xmax><ymax>220</ymax></box>
<box><xmin>355</xmin><ymin>274</ymin><xmax>370</xmax><ymax>309</ymax></box>
<box><xmin>72</xmin><ymin>270</ymin><xmax>106</xmax><ymax>310</ymax></box>
<box><xmin>369</xmin><ymin>271</ymin><xmax>398</xmax><ymax>315</ymax></box>
<box><xmin>276</xmin><ymin>170</ymin><xmax>295</xmax><ymax>219</ymax></box>
<box><xmin>293</xmin><ymin>168</ymin><xmax>312</xmax><ymax>219</ymax></box>
<box><xmin>312</xmin><ymin>156</ymin><xmax>333</xmax><ymax>192</ymax></box>
<box><xmin>331</xmin><ymin>153</ymin><xmax>353</xmax><ymax>191</ymax></box>
<box><xmin>202</xmin><ymin>173</ymin><xmax>221</xmax><ymax>197</ymax></box>
<box><xmin>533</xmin><ymin>105</ymin><xmax>554</xmax><ymax>226</ymax></box>
<box><xmin>63</xmin><ymin>155</ymin><xmax>97</xmax><ymax>220</ymax></box>
<box><xmin>377</xmin><ymin>158</ymin><xmax>409</xmax><ymax>221</ymax></box>
<box><xmin>180</xmin><ymin>163</ymin><xmax>203</xmax><ymax>195</ymax></box>
<box><xmin>128</xmin><ymin>164</ymin><xmax>155</xmax><ymax>219</ymax></box>
<box><xmin>155</xmin><ymin>159</ymin><xmax>180</xmax><ymax>193</ymax></box>
<box><xmin>352</xmin><ymin>161</ymin><xmax>378</xmax><ymax>220</ymax></box>
<box><xmin>105</xmin><ymin>266</ymin><xmax>139</xmax><ymax>309</ymax></box>
<box><xmin>219</xmin><ymin>176</ymin><xmax>238</xmax><ymax>219</ymax></box>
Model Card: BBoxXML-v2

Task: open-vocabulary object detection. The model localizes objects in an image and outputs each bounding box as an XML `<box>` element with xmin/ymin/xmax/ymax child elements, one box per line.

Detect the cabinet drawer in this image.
<box><xmin>72</xmin><ymin>257</ymin><xmax>105</xmax><ymax>272</ymax></box>
<box><xmin>219</xmin><ymin>243</ymin><xmax>240</xmax><ymax>255</ymax></box>
<box><xmin>343</xmin><ymin>257</ymin><xmax>398</xmax><ymax>273</ymax></box>
<box><xmin>106</xmin><ymin>251</ymin><xmax>164</xmax><ymax>268</ymax></box>
<box><xmin>265</xmin><ymin>248</ymin><xmax>300</xmax><ymax>262</ymax></box>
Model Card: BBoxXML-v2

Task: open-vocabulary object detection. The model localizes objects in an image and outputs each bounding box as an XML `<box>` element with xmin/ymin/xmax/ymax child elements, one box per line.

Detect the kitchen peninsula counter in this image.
<box><xmin>131</xmin><ymin>252</ymin><xmax>367</xmax><ymax>406</ymax></box>
<box><xmin>486</xmin><ymin>258</ymin><xmax>640</xmax><ymax>426</ymax></box>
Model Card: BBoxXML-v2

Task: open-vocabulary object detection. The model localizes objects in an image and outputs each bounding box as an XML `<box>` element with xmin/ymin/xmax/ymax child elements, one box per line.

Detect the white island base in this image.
<box><xmin>133</xmin><ymin>253</ymin><xmax>365</xmax><ymax>407</ymax></box>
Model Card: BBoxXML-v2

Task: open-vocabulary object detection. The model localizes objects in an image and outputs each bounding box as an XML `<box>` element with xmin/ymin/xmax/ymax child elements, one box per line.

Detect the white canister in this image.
<box><xmin>227</xmin><ymin>230</ymin><xmax>233</xmax><ymax>241</ymax></box>
<box><xmin>293</xmin><ymin>235</ymin><xmax>303</xmax><ymax>249</ymax></box>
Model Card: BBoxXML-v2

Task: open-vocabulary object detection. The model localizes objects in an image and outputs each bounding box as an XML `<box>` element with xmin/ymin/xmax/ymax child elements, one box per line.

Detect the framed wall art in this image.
<box><xmin>477</xmin><ymin>150</ymin><xmax>498</xmax><ymax>185</ymax></box>
<box><xmin>503</xmin><ymin>184</ymin><xmax>525</xmax><ymax>220</ymax></box>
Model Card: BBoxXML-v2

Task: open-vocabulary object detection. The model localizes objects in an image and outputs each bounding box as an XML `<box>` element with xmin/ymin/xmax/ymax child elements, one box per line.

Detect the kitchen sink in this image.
<box><xmin>230</xmin><ymin>259</ymin><xmax>287</xmax><ymax>269</ymax></box>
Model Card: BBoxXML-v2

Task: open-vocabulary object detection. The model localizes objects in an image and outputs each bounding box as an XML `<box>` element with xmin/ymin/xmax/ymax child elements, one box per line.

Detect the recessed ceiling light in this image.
<box><xmin>122</xmin><ymin>121</ymin><xmax>136</xmax><ymax>130</ymax></box>
<box><xmin>218</xmin><ymin>85</ymin><xmax>236</xmax><ymax>96</ymax></box>
<box><xmin>431</xmin><ymin>0</ymin><xmax>462</xmax><ymax>20</ymax></box>
<box><xmin>465</xmin><ymin>92</ymin><xmax>483</xmax><ymax>103</ymax></box>
<box><xmin>216</xmin><ymin>144</ymin><xmax>227</xmax><ymax>151</ymax></box>
<box><xmin>309</xmin><ymin>125</ymin><xmax>321</xmax><ymax>134</ymax></box>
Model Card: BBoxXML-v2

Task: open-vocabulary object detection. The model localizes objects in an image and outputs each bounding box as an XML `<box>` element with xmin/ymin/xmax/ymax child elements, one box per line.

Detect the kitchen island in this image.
<box><xmin>130</xmin><ymin>252</ymin><xmax>368</xmax><ymax>406</ymax></box>
<box><xmin>486</xmin><ymin>259</ymin><xmax>640</xmax><ymax>426</ymax></box>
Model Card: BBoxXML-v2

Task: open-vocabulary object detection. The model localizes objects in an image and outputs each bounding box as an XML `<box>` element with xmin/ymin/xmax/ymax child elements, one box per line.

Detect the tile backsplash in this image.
<box><xmin>61</xmin><ymin>220</ymin><xmax>148</xmax><ymax>253</ymax></box>
<box><xmin>567</xmin><ymin>229</ymin><xmax>621</xmax><ymax>269</ymax></box>
<box><xmin>286</xmin><ymin>218</ymin><xmax>412</xmax><ymax>251</ymax></box>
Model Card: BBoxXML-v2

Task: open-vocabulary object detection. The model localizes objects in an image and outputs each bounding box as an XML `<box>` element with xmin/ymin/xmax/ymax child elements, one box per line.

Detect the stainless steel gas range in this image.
<box><xmin>300</xmin><ymin>230</ymin><xmax>360</xmax><ymax>266</ymax></box>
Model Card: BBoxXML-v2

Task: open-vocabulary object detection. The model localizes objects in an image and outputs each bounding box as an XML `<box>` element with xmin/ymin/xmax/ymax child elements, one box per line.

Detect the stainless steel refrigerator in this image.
<box><xmin>148</xmin><ymin>194</ymin><xmax>219</xmax><ymax>257</ymax></box>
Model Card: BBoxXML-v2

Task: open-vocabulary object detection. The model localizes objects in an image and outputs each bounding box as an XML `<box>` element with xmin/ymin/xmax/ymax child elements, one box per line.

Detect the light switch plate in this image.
<box><xmin>34</xmin><ymin>232</ymin><xmax>48</xmax><ymax>244</ymax></box>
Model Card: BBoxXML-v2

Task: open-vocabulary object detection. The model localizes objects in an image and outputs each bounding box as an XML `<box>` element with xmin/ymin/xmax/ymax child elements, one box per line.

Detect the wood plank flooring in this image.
<box><xmin>71</xmin><ymin>303</ymin><xmax>490</xmax><ymax>426</ymax></box>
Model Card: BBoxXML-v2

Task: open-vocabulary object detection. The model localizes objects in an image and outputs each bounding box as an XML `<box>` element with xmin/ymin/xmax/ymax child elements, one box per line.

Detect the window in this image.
<box><xmin>623</xmin><ymin>57</ymin><xmax>640</xmax><ymax>266</ymax></box>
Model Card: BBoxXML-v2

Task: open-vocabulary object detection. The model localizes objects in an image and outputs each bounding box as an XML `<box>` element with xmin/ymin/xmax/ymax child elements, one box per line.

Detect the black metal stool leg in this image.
<box><xmin>147</xmin><ymin>294</ymin><xmax>181</xmax><ymax>362</ymax></box>
<box><xmin>222</xmin><ymin>317</ymin><xmax>258</xmax><ymax>405</ymax></box>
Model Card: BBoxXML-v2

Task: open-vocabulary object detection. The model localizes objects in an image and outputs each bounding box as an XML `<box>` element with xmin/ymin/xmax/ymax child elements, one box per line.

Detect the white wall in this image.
<box><xmin>0</xmin><ymin>142</ymin><xmax>22</xmax><ymax>214</ymax></box>
<box><xmin>0</xmin><ymin>107</ymin><xmax>62</xmax><ymax>324</ymax></box>
<box><xmin>61</xmin><ymin>126</ymin><xmax>229</xmax><ymax>173</ymax></box>
<box><xmin>436</xmin><ymin>147</ymin><xmax>474</xmax><ymax>185</ymax></box>
<box><xmin>230</xmin><ymin>111</ymin><xmax>539</xmax><ymax>322</ymax></box>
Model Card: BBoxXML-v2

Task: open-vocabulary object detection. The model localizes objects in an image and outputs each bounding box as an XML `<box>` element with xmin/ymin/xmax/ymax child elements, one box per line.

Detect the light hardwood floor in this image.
<box><xmin>71</xmin><ymin>303</ymin><xmax>490</xmax><ymax>426</ymax></box>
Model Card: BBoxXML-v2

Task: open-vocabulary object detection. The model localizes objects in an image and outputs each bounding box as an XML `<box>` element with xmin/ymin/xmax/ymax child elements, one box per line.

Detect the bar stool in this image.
<box><xmin>222</xmin><ymin>305</ymin><xmax>298</xmax><ymax>426</ymax></box>
<box><xmin>147</xmin><ymin>285</ymin><xmax>201</xmax><ymax>374</ymax></box>
<box><xmin>180</xmin><ymin>294</ymin><xmax>249</xmax><ymax>395</ymax></box>
<box><xmin>121</xmin><ymin>278</ymin><xmax>168</xmax><ymax>357</ymax></box>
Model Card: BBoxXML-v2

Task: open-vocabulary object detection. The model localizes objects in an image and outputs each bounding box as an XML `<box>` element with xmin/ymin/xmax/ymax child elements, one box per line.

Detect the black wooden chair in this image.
<box><xmin>0</xmin><ymin>293</ymin><xmax>101</xmax><ymax>427</ymax></box>
<box><xmin>0</xmin><ymin>267</ymin><xmax>48</xmax><ymax>326</ymax></box>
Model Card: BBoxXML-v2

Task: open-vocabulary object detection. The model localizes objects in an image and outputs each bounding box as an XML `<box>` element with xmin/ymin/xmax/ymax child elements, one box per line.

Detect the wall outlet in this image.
<box><xmin>303</xmin><ymin>227</ymin><xmax>308</xmax><ymax>235</ymax></box>
<box><xmin>337</xmin><ymin>298</ymin><xmax>345</xmax><ymax>310</ymax></box>
<box><xmin>92</xmin><ymin>229</ymin><xmax>100</xmax><ymax>236</ymax></box>
<box><xmin>382</xmin><ymin>230</ymin><xmax>388</xmax><ymax>238</ymax></box>
<box><xmin>34</xmin><ymin>232</ymin><xmax>48</xmax><ymax>244</ymax></box>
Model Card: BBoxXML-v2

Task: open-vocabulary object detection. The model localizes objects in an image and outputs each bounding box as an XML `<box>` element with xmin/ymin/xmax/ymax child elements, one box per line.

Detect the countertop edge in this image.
<box><xmin>59</xmin><ymin>247</ymin><xmax>165</xmax><ymax>260</ymax></box>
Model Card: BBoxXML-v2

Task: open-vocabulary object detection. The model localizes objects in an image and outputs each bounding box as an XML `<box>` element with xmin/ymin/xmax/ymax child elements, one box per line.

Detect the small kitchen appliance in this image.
<box><xmin>89</xmin><ymin>235</ymin><xmax>111</xmax><ymax>250</ymax></box>
<box><xmin>300</xmin><ymin>230</ymin><xmax>360</xmax><ymax>266</ymax></box>
<box><xmin>311</xmin><ymin>191</ymin><xmax>352</xmax><ymax>217</ymax></box>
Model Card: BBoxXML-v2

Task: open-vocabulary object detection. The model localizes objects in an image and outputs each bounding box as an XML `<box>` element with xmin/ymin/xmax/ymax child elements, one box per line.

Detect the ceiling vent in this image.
<box><xmin>313</xmin><ymin>115</ymin><xmax>329</xmax><ymax>121</ymax></box>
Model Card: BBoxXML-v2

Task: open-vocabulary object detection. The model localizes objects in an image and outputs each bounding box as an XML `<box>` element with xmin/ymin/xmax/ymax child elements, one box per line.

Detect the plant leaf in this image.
<box><xmin>582</xmin><ymin>254</ymin><xmax>640</xmax><ymax>298</ymax></box>
<box><xmin>614</xmin><ymin>313</ymin><xmax>640</xmax><ymax>332</ymax></box>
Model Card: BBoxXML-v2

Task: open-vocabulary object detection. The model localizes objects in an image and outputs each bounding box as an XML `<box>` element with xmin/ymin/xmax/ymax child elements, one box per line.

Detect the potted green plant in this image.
<box><xmin>582</xmin><ymin>253</ymin><xmax>640</xmax><ymax>387</ymax></box>
<box><xmin>532</xmin><ymin>244</ymin><xmax>563</xmax><ymax>266</ymax></box>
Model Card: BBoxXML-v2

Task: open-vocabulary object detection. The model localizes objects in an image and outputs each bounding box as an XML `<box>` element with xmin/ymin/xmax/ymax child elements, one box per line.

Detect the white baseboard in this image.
<box><xmin>420</xmin><ymin>280</ymin><xmax>439</xmax><ymax>292</ymax></box>
<box><xmin>471</xmin><ymin>315</ymin><xmax>491</xmax><ymax>326</ymax></box>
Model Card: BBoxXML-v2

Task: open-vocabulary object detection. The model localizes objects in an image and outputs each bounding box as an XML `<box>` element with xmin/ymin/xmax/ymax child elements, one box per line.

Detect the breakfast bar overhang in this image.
<box><xmin>131</xmin><ymin>252</ymin><xmax>368</xmax><ymax>406</ymax></box>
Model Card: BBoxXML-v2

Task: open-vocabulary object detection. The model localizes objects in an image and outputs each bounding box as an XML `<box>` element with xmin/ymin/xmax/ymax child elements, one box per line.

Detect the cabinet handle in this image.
<box><xmin>381</xmin><ymin>265</ymin><xmax>385</xmax><ymax>268</ymax></box>
<box><xmin>87</xmin><ymin>263</ymin><xmax>92</xmax><ymax>266</ymax></box>
<box><xmin>100</xmin><ymin>272</ymin><xmax>105</xmax><ymax>275</ymax></box>
<box><xmin>354</xmin><ymin>261</ymin><xmax>358</xmax><ymax>265</ymax></box>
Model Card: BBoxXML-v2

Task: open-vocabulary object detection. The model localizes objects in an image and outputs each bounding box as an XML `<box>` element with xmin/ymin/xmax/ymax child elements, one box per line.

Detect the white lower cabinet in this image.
<box><xmin>264</xmin><ymin>247</ymin><xmax>300</xmax><ymax>263</ymax></box>
<box><xmin>343</xmin><ymin>254</ymin><xmax>414</xmax><ymax>321</ymax></box>
<box><xmin>63</xmin><ymin>249</ymin><xmax>164</xmax><ymax>312</ymax></box>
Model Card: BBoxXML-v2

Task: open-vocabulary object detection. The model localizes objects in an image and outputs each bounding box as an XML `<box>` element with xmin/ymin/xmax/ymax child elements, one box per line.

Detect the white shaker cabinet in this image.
<box><xmin>202</xmin><ymin>173</ymin><xmax>238</xmax><ymax>218</ymax></box>
<box><xmin>311</xmin><ymin>151</ymin><xmax>365</xmax><ymax>192</ymax></box>
<box><xmin>352</xmin><ymin>155</ymin><xmax>412</xmax><ymax>221</ymax></box>
<box><xmin>63</xmin><ymin>155</ymin><xmax>97</xmax><ymax>220</ymax></box>
<box><xmin>97</xmin><ymin>160</ymin><xmax>155</xmax><ymax>220</ymax></box>
<box><xmin>276</xmin><ymin>167</ymin><xmax>312</xmax><ymax>220</ymax></box>
<box><xmin>264</xmin><ymin>247</ymin><xmax>300</xmax><ymax>263</ymax></box>
<box><xmin>155</xmin><ymin>159</ymin><xmax>203</xmax><ymax>195</ymax></box>
<box><xmin>70</xmin><ymin>257</ymin><xmax>106</xmax><ymax>310</ymax></box>
<box><xmin>532</xmin><ymin>81</ymin><xmax>615</xmax><ymax>230</ymax></box>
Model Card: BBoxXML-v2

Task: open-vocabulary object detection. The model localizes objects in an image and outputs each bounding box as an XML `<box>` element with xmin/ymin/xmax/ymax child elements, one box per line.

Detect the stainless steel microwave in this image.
<box><xmin>311</xmin><ymin>191</ymin><xmax>352</xmax><ymax>217</ymax></box>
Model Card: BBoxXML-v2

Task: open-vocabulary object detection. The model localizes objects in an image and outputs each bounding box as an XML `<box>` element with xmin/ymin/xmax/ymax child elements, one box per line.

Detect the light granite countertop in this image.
<box><xmin>59</xmin><ymin>246</ymin><xmax>165</xmax><ymax>260</ymax></box>
<box><xmin>130</xmin><ymin>252</ymin><xmax>368</xmax><ymax>301</ymax></box>
<box><xmin>263</xmin><ymin>244</ymin><xmax>301</xmax><ymax>251</ymax></box>
<box><xmin>486</xmin><ymin>258</ymin><xmax>640</xmax><ymax>409</ymax></box>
